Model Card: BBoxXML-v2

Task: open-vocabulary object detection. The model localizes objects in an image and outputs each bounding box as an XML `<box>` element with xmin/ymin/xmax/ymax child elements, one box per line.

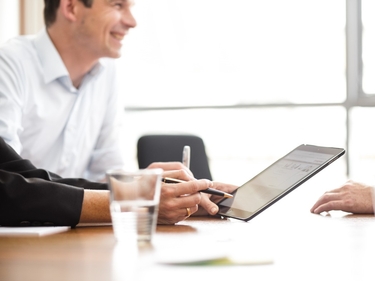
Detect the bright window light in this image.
<box><xmin>117</xmin><ymin>0</ymin><xmax>346</xmax><ymax>107</ymax></box>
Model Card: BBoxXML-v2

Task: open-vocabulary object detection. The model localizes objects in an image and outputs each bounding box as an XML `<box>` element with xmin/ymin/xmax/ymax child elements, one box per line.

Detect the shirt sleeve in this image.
<box><xmin>0</xmin><ymin>44</ymin><xmax>25</xmax><ymax>153</ymax></box>
<box><xmin>0</xmin><ymin>137</ymin><xmax>107</xmax><ymax>227</ymax></box>
<box><xmin>84</xmin><ymin>61</ymin><xmax>126</xmax><ymax>181</ymax></box>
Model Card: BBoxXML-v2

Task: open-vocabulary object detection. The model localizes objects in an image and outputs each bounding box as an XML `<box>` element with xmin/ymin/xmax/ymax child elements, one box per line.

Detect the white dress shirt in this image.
<box><xmin>0</xmin><ymin>28</ymin><xmax>125</xmax><ymax>181</ymax></box>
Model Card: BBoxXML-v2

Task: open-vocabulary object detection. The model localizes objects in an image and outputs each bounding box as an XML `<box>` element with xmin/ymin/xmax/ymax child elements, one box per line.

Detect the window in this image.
<box><xmin>118</xmin><ymin>0</ymin><xmax>346</xmax><ymax>108</ymax></box>
<box><xmin>118</xmin><ymin>0</ymin><xmax>349</xmax><ymax>186</ymax></box>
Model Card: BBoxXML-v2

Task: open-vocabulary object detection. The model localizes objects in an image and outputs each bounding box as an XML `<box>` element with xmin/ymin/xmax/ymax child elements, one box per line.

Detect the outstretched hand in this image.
<box><xmin>310</xmin><ymin>180</ymin><xmax>375</xmax><ymax>214</ymax></box>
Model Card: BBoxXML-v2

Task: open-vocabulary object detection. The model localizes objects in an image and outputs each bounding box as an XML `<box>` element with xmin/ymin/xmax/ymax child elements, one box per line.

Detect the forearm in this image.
<box><xmin>79</xmin><ymin>190</ymin><xmax>111</xmax><ymax>223</ymax></box>
<box><xmin>0</xmin><ymin>137</ymin><xmax>111</xmax><ymax>226</ymax></box>
<box><xmin>0</xmin><ymin>173</ymin><xmax>84</xmax><ymax>227</ymax></box>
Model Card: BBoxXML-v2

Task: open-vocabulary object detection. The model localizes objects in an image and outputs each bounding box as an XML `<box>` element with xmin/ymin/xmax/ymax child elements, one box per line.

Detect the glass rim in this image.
<box><xmin>106</xmin><ymin>168</ymin><xmax>163</xmax><ymax>177</ymax></box>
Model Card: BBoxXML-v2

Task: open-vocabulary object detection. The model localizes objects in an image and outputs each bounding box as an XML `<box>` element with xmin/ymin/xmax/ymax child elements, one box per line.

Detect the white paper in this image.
<box><xmin>0</xmin><ymin>226</ymin><xmax>70</xmax><ymax>237</ymax></box>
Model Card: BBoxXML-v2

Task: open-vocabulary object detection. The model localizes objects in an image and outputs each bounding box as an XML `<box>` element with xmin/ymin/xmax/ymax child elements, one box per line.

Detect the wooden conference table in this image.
<box><xmin>1</xmin><ymin>174</ymin><xmax>375</xmax><ymax>281</ymax></box>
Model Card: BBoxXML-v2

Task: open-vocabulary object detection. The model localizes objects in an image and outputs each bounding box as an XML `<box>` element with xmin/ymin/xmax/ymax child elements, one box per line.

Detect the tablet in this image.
<box><xmin>216</xmin><ymin>144</ymin><xmax>345</xmax><ymax>221</ymax></box>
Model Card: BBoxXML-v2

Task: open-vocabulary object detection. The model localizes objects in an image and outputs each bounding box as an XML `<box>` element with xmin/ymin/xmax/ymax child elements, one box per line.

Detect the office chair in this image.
<box><xmin>137</xmin><ymin>134</ymin><xmax>212</xmax><ymax>180</ymax></box>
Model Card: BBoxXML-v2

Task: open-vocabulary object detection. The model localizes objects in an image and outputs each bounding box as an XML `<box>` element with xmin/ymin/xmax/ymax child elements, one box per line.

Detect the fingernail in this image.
<box><xmin>211</xmin><ymin>206</ymin><xmax>218</xmax><ymax>214</ymax></box>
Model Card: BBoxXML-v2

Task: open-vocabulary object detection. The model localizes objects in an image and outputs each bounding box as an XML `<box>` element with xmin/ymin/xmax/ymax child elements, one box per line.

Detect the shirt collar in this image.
<box><xmin>33</xmin><ymin>28</ymin><xmax>105</xmax><ymax>86</ymax></box>
<box><xmin>33</xmin><ymin>28</ymin><xmax>69</xmax><ymax>84</ymax></box>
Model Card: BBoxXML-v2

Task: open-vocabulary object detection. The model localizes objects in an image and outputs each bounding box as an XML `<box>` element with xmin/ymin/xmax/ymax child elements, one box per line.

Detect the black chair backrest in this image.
<box><xmin>137</xmin><ymin>134</ymin><xmax>212</xmax><ymax>180</ymax></box>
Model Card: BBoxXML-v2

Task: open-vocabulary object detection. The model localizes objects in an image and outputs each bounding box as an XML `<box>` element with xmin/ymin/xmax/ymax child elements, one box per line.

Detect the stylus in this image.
<box><xmin>162</xmin><ymin>177</ymin><xmax>233</xmax><ymax>198</ymax></box>
<box><xmin>182</xmin><ymin>145</ymin><xmax>191</xmax><ymax>169</ymax></box>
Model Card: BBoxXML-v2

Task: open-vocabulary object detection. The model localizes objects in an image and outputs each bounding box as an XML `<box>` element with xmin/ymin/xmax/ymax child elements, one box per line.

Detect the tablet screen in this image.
<box><xmin>217</xmin><ymin>144</ymin><xmax>345</xmax><ymax>221</ymax></box>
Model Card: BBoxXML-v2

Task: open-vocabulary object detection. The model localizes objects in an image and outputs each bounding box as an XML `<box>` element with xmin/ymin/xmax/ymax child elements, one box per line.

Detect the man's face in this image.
<box><xmin>73</xmin><ymin>0</ymin><xmax>136</xmax><ymax>59</ymax></box>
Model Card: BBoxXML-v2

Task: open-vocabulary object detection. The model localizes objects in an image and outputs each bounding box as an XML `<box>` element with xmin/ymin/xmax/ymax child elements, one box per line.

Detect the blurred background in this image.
<box><xmin>1</xmin><ymin>0</ymin><xmax>374</xmax><ymax>187</ymax></box>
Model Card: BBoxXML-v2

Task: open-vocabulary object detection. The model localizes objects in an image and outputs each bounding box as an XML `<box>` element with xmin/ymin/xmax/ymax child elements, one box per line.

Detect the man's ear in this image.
<box><xmin>59</xmin><ymin>0</ymin><xmax>79</xmax><ymax>22</ymax></box>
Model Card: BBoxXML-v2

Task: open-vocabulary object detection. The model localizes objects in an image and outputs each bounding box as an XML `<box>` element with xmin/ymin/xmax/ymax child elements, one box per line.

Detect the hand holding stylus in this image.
<box><xmin>162</xmin><ymin>177</ymin><xmax>233</xmax><ymax>198</ymax></box>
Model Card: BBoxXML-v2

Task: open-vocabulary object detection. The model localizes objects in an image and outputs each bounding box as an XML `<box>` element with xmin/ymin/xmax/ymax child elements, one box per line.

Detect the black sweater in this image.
<box><xmin>0</xmin><ymin>137</ymin><xmax>107</xmax><ymax>227</ymax></box>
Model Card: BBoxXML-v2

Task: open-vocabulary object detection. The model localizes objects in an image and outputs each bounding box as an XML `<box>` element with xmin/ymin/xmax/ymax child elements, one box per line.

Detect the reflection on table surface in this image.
<box><xmin>1</xmin><ymin>177</ymin><xmax>375</xmax><ymax>281</ymax></box>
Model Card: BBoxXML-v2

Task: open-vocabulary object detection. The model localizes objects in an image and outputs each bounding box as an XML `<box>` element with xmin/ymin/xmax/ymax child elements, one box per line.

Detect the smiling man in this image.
<box><xmin>0</xmin><ymin>0</ymin><xmax>136</xmax><ymax>182</ymax></box>
<box><xmin>0</xmin><ymin>0</ymin><xmax>239</xmax><ymax>226</ymax></box>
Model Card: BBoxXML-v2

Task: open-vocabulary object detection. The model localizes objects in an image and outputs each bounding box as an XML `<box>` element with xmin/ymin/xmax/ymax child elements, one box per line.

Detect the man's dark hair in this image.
<box><xmin>44</xmin><ymin>0</ymin><xmax>94</xmax><ymax>27</ymax></box>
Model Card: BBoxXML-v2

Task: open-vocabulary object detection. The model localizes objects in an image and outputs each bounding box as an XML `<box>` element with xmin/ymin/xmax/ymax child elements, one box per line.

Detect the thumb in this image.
<box><xmin>199</xmin><ymin>194</ymin><xmax>219</xmax><ymax>215</ymax></box>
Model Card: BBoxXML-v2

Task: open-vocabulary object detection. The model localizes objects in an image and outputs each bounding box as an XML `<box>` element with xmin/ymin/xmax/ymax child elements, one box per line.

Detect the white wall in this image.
<box><xmin>22</xmin><ymin>0</ymin><xmax>44</xmax><ymax>34</ymax></box>
<box><xmin>0</xmin><ymin>1</ymin><xmax>19</xmax><ymax>44</ymax></box>
<box><xmin>0</xmin><ymin>0</ymin><xmax>43</xmax><ymax>45</ymax></box>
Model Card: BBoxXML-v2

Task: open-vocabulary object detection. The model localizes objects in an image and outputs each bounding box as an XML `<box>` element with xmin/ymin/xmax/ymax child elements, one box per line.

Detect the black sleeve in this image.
<box><xmin>0</xmin><ymin>137</ymin><xmax>108</xmax><ymax>227</ymax></box>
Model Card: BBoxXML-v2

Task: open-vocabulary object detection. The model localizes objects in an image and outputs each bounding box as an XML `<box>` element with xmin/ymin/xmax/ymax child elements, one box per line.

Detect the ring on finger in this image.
<box><xmin>186</xmin><ymin>207</ymin><xmax>191</xmax><ymax>217</ymax></box>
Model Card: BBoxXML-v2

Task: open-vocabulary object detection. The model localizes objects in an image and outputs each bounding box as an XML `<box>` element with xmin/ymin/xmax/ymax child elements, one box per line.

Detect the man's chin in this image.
<box><xmin>107</xmin><ymin>51</ymin><xmax>122</xmax><ymax>59</ymax></box>
<box><xmin>104</xmin><ymin>47</ymin><xmax>122</xmax><ymax>59</ymax></box>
